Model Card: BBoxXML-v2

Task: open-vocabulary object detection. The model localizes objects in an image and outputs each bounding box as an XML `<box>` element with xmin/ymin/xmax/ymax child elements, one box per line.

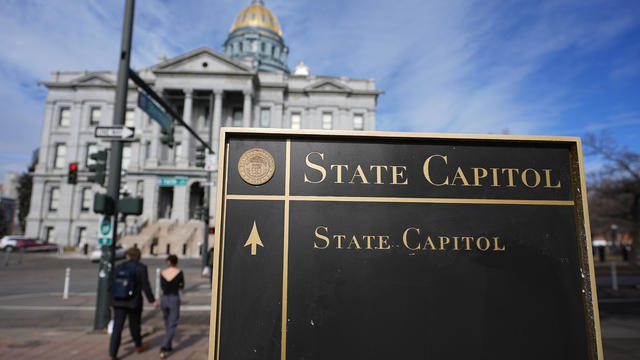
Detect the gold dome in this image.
<box><xmin>230</xmin><ymin>1</ymin><xmax>282</xmax><ymax>36</ymax></box>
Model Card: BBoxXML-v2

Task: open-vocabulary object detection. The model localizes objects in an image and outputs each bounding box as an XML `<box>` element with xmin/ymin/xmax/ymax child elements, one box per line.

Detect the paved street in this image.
<box><xmin>0</xmin><ymin>253</ymin><xmax>639</xmax><ymax>359</ymax></box>
<box><xmin>0</xmin><ymin>252</ymin><xmax>211</xmax><ymax>359</ymax></box>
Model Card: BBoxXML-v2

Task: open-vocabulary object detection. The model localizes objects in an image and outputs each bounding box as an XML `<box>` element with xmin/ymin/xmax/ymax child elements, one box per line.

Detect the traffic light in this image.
<box><xmin>195</xmin><ymin>145</ymin><xmax>207</xmax><ymax>168</ymax></box>
<box><xmin>88</xmin><ymin>150</ymin><xmax>108</xmax><ymax>186</ymax></box>
<box><xmin>160</xmin><ymin>125</ymin><xmax>174</xmax><ymax>149</ymax></box>
<box><xmin>118</xmin><ymin>196</ymin><xmax>143</xmax><ymax>216</ymax></box>
<box><xmin>67</xmin><ymin>162</ymin><xmax>78</xmax><ymax>184</ymax></box>
<box><xmin>93</xmin><ymin>193</ymin><xmax>115</xmax><ymax>215</ymax></box>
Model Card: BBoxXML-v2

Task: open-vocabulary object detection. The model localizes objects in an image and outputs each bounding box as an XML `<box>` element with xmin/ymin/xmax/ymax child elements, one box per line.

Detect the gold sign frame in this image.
<box><xmin>208</xmin><ymin>128</ymin><xmax>603</xmax><ymax>360</ymax></box>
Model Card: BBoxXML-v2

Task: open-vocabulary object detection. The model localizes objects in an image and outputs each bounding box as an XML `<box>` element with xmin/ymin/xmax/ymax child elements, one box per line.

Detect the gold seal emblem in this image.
<box><xmin>238</xmin><ymin>148</ymin><xmax>276</xmax><ymax>185</ymax></box>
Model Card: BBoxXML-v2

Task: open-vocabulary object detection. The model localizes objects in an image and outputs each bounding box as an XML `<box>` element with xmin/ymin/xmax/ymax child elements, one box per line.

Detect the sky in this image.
<box><xmin>0</xmin><ymin>0</ymin><xmax>639</xmax><ymax>181</ymax></box>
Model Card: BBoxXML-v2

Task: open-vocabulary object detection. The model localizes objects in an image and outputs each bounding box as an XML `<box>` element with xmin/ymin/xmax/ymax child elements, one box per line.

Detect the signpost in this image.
<box><xmin>94</xmin><ymin>126</ymin><xmax>135</xmax><ymax>140</ymax></box>
<box><xmin>157</xmin><ymin>177</ymin><xmax>188</xmax><ymax>187</ymax></box>
<box><xmin>98</xmin><ymin>216</ymin><xmax>113</xmax><ymax>246</ymax></box>
<box><xmin>138</xmin><ymin>91</ymin><xmax>171</xmax><ymax>132</ymax></box>
<box><xmin>208</xmin><ymin>129</ymin><xmax>603</xmax><ymax>360</ymax></box>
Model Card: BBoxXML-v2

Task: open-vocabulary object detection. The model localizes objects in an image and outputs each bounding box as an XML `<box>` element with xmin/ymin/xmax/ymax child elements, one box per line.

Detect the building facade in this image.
<box><xmin>25</xmin><ymin>0</ymin><xmax>381</xmax><ymax>250</ymax></box>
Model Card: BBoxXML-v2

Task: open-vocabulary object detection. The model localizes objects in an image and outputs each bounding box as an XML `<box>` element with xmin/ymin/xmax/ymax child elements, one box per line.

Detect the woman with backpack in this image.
<box><xmin>160</xmin><ymin>254</ymin><xmax>185</xmax><ymax>358</ymax></box>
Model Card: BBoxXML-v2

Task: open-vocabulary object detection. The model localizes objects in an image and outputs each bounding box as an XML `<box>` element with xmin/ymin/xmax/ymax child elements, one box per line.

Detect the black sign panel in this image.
<box><xmin>209</xmin><ymin>130</ymin><xmax>602</xmax><ymax>360</ymax></box>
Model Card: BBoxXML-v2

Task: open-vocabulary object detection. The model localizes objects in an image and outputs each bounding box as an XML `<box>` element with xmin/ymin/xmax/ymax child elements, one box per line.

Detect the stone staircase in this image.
<box><xmin>119</xmin><ymin>219</ymin><xmax>207</xmax><ymax>257</ymax></box>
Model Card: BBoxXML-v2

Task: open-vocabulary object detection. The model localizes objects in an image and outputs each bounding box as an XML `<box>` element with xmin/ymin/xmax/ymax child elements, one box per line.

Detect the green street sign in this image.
<box><xmin>138</xmin><ymin>92</ymin><xmax>171</xmax><ymax>132</ymax></box>
<box><xmin>97</xmin><ymin>216</ymin><xmax>113</xmax><ymax>245</ymax></box>
<box><xmin>157</xmin><ymin>177</ymin><xmax>188</xmax><ymax>187</ymax></box>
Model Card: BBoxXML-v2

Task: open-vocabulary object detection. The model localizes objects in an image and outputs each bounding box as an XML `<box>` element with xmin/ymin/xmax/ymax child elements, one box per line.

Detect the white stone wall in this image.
<box><xmin>26</xmin><ymin>48</ymin><xmax>380</xmax><ymax>246</ymax></box>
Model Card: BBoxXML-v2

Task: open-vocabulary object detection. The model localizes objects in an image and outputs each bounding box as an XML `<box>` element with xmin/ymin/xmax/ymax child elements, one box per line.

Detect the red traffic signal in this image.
<box><xmin>67</xmin><ymin>162</ymin><xmax>78</xmax><ymax>184</ymax></box>
<box><xmin>209</xmin><ymin>227</ymin><xmax>215</xmax><ymax>234</ymax></box>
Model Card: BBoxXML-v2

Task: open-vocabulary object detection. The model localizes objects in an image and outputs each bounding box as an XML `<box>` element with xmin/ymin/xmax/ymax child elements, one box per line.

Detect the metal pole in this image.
<box><xmin>155</xmin><ymin>267</ymin><xmax>161</xmax><ymax>299</ymax></box>
<box><xmin>611</xmin><ymin>261</ymin><xmax>618</xmax><ymax>291</ymax></box>
<box><xmin>94</xmin><ymin>0</ymin><xmax>135</xmax><ymax>331</ymax></box>
<box><xmin>202</xmin><ymin>93</ymin><xmax>214</xmax><ymax>271</ymax></box>
<box><xmin>63</xmin><ymin>267</ymin><xmax>71</xmax><ymax>299</ymax></box>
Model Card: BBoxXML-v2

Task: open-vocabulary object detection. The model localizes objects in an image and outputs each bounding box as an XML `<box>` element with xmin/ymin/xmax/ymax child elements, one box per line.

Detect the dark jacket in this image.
<box><xmin>110</xmin><ymin>260</ymin><xmax>155</xmax><ymax>309</ymax></box>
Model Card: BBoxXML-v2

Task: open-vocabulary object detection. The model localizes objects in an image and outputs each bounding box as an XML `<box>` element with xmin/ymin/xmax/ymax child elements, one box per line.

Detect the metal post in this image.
<box><xmin>94</xmin><ymin>0</ymin><xmax>135</xmax><ymax>331</ymax></box>
<box><xmin>155</xmin><ymin>267</ymin><xmax>161</xmax><ymax>300</ymax></box>
<box><xmin>63</xmin><ymin>267</ymin><xmax>71</xmax><ymax>299</ymax></box>
<box><xmin>202</xmin><ymin>93</ymin><xmax>214</xmax><ymax>272</ymax></box>
<box><xmin>611</xmin><ymin>261</ymin><xmax>618</xmax><ymax>291</ymax></box>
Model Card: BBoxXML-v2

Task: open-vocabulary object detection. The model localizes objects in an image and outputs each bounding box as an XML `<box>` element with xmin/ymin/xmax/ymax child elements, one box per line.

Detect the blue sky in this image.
<box><xmin>0</xmin><ymin>0</ymin><xmax>639</xmax><ymax>181</ymax></box>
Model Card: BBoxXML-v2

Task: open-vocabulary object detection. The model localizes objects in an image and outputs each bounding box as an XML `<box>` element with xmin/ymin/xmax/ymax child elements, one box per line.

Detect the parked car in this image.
<box><xmin>14</xmin><ymin>238</ymin><xmax>58</xmax><ymax>252</ymax></box>
<box><xmin>0</xmin><ymin>235</ymin><xmax>27</xmax><ymax>251</ymax></box>
<box><xmin>90</xmin><ymin>244</ymin><xmax>128</xmax><ymax>262</ymax></box>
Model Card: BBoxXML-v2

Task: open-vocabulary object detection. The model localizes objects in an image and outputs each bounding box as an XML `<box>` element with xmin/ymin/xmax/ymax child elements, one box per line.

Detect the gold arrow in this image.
<box><xmin>244</xmin><ymin>221</ymin><xmax>264</xmax><ymax>256</ymax></box>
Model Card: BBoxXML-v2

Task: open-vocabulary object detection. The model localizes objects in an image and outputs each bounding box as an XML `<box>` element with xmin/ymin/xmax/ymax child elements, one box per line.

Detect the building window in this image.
<box><xmin>49</xmin><ymin>187</ymin><xmax>60</xmax><ymax>211</ymax></box>
<box><xmin>290</xmin><ymin>113</ymin><xmax>301</xmax><ymax>129</ymax></box>
<box><xmin>239</xmin><ymin>42</ymin><xmax>243</xmax><ymax>52</ymax></box>
<box><xmin>59</xmin><ymin>107</ymin><xmax>71</xmax><ymax>127</ymax></box>
<box><xmin>136</xmin><ymin>180</ymin><xmax>144</xmax><ymax>196</ymax></box>
<box><xmin>89</xmin><ymin>107</ymin><xmax>101</xmax><ymax>125</ymax></box>
<box><xmin>81</xmin><ymin>188</ymin><xmax>92</xmax><ymax>212</ymax></box>
<box><xmin>86</xmin><ymin>143</ymin><xmax>98</xmax><ymax>167</ymax></box>
<box><xmin>122</xmin><ymin>144</ymin><xmax>131</xmax><ymax>169</ymax></box>
<box><xmin>353</xmin><ymin>114</ymin><xmax>364</xmax><ymax>130</ymax></box>
<box><xmin>144</xmin><ymin>141</ymin><xmax>151</xmax><ymax>159</ymax></box>
<box><xmin>76</xmin><ymin>227</ymin><xmax>86</xmax><ymax>246</ymax></box>
<box><xmin>232</xmin><ymin>109</ymin><xmax>243</xmax><ymax>127</ymax></box>
<box><xmin>125</xmin><ymin>109</ymin><xmax>136</xmax><ymax>128</ymax></box>
<box><xmin>45</xmin><ymin>227</ymin><xmax>56</xmax><ymax>244</ymax></box>
<box><xmin>322</xmin><ymin>112</ymin><xmax>333</xmax><ymax>130</ymax></box>
<box><xmin>204</xmin><ymin>106</ymin><xmax>210</xmax><ymax>127</ymax></box>
<box><xmin>261</xmin><ymin>42</ymin><xmax>266</xmax><ymax>53</ymax></box>
<box><xmin>260</xmin><ymin>108</ymin><xmax>271</xmax><ymax>127</ymax></box>
<box><xmin>54</xmin><ymin>143</ymin><xmax>67</xmax><ymax>168</ymax></box>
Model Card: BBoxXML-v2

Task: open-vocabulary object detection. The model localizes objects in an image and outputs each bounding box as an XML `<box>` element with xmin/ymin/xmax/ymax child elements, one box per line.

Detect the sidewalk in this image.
<box><xmin>0</xmin><ymin>326</ymin><xmax>209</xmax><ymax>360</ymax></box>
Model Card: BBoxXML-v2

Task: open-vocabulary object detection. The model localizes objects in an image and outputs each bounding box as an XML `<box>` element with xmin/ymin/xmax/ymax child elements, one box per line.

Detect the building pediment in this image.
<box><xmin>74</xmin><ymin>73</ymin><xmax>115</xmax><ymax>86</ymax></box>
<box><xmin>152</xmin><ymin>47</ymin><xmax>253</xmax><ymax>74</ymax></box>
<box><xmin>305</xmin><ymin>80</ymin><xmax>352</xmax><ymax>93</ymax></box>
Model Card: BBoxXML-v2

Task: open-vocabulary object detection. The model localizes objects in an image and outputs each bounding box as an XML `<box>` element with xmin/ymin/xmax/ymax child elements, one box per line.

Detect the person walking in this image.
<box><xmin>109</xmin><ymin>247</ymin><xmax>157</xmax><ymax>360</ymax></box>
<box><xmin>160</xmin><ymin>254</ymin><xmax>185</xmax><ymax>358</ymax></box>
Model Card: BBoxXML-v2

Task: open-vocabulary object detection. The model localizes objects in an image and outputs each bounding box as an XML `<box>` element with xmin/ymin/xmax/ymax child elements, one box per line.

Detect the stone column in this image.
<box><xmin>212</xmin><ymin>89</ymin><xmax>223</xmax><ymax>152</ymax></box>
<box><xmin>36</xmin><ymin>101</ymin><xmax>54</xmax><ymax>173</ymax></box>
<box><xmin>242</xmin><ymin>90</ymin><xmax>252</xmax><ymax>127</ymax></box>
<box><xmin>273</xmin><ymin>103</ymin><xmax>283</xmax><ymax>128</ymax></box>
<box><xmin>180</xmin><ymin>88</ymin><xmax>193</xmax><ymax>167</ymax></box>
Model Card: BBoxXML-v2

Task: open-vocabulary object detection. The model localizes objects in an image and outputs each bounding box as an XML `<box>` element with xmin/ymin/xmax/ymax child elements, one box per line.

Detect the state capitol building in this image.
<box><xmin>25</xmin><ymin>0</ymin><xmax>381</xmax><ymax>255</ymax></box>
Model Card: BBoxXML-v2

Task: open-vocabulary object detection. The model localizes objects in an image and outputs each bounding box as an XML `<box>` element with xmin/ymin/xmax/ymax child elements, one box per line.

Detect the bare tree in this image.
<box><xmin>583</xmin><ymin>131</ymin><xmax>640</xmax><ymax>265</ymax></box>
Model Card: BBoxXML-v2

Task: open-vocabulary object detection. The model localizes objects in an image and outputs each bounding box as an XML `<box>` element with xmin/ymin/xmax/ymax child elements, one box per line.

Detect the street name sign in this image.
<box><xmin>98</xmin><ymin>216</ymin><xmax>113</xmax><ymax>246</ymax></box>
<box><xmin>94</xmin><ymin>126</ymin><xmax>135</xmax><ymax>140</ymax></box>
<box><xmin>208</xmin><ymin>129</ymin><xmax>603</xmax><ymax>360</ymax></box>
<box><xmin>138</xmin><ymin>91</ymin><xmax>171</xmax><ymax>132</ymax></box>
<box><xmin>157</xmin><ymin>177</ymin><xmax>188</xmax><ymax>187</ymax></box>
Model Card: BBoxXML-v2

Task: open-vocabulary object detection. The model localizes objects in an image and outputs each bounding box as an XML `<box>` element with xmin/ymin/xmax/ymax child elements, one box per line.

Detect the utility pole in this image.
<box><xmin>202</xmin><ymin>93</ymin><xmax>215</xmax><ymax>272</ymax></box>
<box><xmin>94</xmin><ymin>0</ymin><xmax>135</xmax><ymax>330</ymax></box>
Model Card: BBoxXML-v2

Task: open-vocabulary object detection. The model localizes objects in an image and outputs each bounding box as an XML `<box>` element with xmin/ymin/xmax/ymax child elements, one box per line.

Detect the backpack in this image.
<box><xmin>112</xmin><ymin>261</ymin><xmax>138</xmax><ymax>300</ymax></box>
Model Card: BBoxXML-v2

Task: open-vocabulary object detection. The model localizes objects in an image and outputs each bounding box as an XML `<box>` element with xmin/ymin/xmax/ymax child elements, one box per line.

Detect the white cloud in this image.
<box><xmin>0</xmin><ymin>0</ymin><xmax>638</xmax><ymax>180</ymax></box>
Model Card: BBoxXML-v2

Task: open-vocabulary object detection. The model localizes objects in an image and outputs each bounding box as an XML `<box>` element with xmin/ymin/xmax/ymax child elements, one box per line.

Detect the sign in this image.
<box><xmin>156</xmin><ymin>177</ymin><xmax>188</xmax><ymax>187</ymax></box>
<box><xmin>208</xmin><ymin>129</ymin><xmax>603</xmax><ymax>360</ymax></box>
<box><xmin>94</xmin><ymin>126</ymin><xmax>135</xmax><ymax>140</ymax></box>
<box><xmin>97</xmin><ymin>216</ymin><xmax>113</xmax><ymax>246</ymax></box>
<box><xmin>205</xmin><ymin>154</ymin><xmax>218</xmax><ymax>172</ymax></box>
<box><xmin>138</xmin><ymin>92</ymin><xmax>171</xmax><ymax>132</ymax></box>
